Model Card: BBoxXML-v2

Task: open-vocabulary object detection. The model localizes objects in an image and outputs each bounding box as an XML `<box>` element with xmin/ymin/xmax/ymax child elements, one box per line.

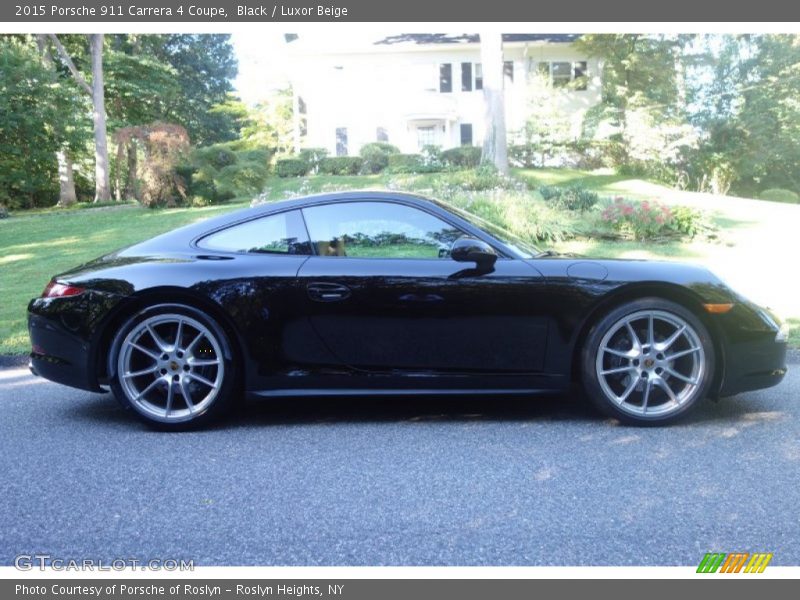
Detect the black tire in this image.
<box><xmin>109</xmin><ymin>303</ymin><xmax>239</xmax><ymax>431</ymax></box>
<box><xmin>581</xmin><ymin>297</ymin><xmax>715</xmax><ymax>426</ymax></box>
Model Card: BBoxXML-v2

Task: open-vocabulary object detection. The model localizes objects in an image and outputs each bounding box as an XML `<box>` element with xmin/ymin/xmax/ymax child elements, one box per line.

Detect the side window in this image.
<box><xmin>302</xmin><ymin>202</ymin><xmax>463</xmax><ymax>259</ymax></box>
<box><xmin>198</xmin><ymin>210</ymin><xmax>312</xmax><ymax>255</ymax></box>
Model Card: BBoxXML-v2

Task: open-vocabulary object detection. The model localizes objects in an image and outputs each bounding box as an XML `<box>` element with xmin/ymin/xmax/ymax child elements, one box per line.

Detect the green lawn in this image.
<box><xmin>2</xmin><ymin>168</ymin><xmax>798</xmax><ymax>354</ymax></box>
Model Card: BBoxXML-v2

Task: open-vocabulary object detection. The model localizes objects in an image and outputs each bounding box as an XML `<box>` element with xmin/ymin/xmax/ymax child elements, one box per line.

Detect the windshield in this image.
<box><xmin>433</xmin><ymin>200</ymin><xmax>542</xmax><ymax>258</ymax></box>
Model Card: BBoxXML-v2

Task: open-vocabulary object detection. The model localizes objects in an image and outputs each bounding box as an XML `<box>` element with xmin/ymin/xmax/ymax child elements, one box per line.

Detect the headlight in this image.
<box><xmin>776</xmin><ymin>322</ymin><xmax>790</xmax><ymax>343</ymax></box>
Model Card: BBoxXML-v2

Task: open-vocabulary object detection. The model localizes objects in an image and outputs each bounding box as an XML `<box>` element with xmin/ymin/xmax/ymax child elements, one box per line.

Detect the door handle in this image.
<box><xmin>307</xmin><ymin>282</ymin><xmax>351</xmax><ymax>302</ymax></box>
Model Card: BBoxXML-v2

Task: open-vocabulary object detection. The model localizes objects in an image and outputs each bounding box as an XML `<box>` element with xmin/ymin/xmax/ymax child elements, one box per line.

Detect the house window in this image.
<box><xmin>417</xmin><ymin>126</ymin><xmax>437</xmax><ymax>149</ymax></box>
<box><xmin>298</xmin><ymin>96</ymin><xmax>307</xmax><ymax>137</ymax></box>
<box><xmin>503</xmin><ymin>61</ymin><xmax>514</xmax><ymax>83</ymax></box>
<box><xmin>573</xmin><ymin>61</ymin><xmax>588</xmax><ymax>90</ymax></box>
<box><xmin>475</xmin><ymin>63</ymin><xmax>483</xmax><ymax>90</ymax></box>
<box><xmin>335</xmin><ymin>127</ymin><xmax>348</xmax><ymax>156</ymax></box>
<box><xmin>536</xmin><ymin>61</ymin><xmax>589</xmax><ymax>90</ymax></box>
<box><xmin>376</xmin><ymin>127</ymin><xmax>389</xmax><ymax>142</ymax></box>
<box><xmin>461</xmin><ymin>62</ymin><xmax>472</xmax><ymax>92</ymax></box>
<box><xmin>551</xmin><ymin>62</ymin><xmax>572</xmax><ymax>87</ymax></box>
<box><xmin>439</xmin><ymin>63</ymin><xmax>452</xmax><ymax>93</ymax></box>
<box><xmin>460</xmin><ymin>124</ymin><xmax>473</xmax><ymax>146</ymax></box>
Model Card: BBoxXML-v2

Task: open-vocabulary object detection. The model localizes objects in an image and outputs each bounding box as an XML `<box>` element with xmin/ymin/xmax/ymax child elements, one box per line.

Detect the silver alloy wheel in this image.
<box><xmin>595</xmin><ymin>309</ymin><xmax>706</xmax><ymax>418</ymax></box>
<box><xmin>117</xmin><ymin>313</ymin><xmax>224</xmax><ymax>423</ymax></box>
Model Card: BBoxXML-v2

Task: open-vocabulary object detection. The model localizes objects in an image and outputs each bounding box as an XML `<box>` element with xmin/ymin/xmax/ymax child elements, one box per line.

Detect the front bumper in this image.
<box><xmin>716</xmin><ymin>303</ymin><xmax>788</xmax><ymax>397</ymax></box>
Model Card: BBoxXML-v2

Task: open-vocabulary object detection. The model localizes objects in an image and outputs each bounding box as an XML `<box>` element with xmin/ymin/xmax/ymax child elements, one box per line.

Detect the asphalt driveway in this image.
<box><xmin>1</xmin><ymin>361</ymin><xmax>798</xmax><ymax>566</ymax></box>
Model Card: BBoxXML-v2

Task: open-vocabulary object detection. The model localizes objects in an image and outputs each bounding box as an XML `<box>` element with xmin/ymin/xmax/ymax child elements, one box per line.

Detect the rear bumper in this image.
<box><xmin>28</xmin><ymin>312</ymin><xmax>104</xmax><ymax>392</ymax></box>
<box><xmin>27</xmin><ymin>291</ymin><xmax>125</xmax><ymax>393</ymax></box>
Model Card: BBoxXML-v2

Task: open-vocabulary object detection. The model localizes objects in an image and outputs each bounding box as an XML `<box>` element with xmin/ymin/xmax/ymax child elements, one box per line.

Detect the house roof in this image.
<box><xmin>284</xmin><ymin>33</ymin><xmax>580</xmax><ymax>56</ymax></box>
<box><xmin>375</xmin><ymin>34</ymin><xmax>580</xmax><ymax>45</ymax></box>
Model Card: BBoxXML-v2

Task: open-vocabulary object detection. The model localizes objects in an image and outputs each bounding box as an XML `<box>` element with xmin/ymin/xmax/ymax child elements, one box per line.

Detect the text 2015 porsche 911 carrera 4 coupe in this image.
<box><xmin>28</xmin><ymin>191</ymin><xmax>788</xmax><ymax>429</ymax></box>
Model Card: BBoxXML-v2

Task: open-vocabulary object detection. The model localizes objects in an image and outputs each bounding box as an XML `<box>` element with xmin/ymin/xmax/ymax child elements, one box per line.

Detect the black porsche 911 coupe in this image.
<box><xmin>28</xmin><ymin>191</ymin><xmax>788</xmax><ymax>429</ymax></box>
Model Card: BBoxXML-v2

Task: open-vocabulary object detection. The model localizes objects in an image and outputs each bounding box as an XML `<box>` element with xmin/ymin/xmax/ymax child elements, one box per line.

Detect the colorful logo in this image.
<box><xmin>697</xmin><ymin>552</ymin><xmax>773</xmax><ymax>573</ymax></box>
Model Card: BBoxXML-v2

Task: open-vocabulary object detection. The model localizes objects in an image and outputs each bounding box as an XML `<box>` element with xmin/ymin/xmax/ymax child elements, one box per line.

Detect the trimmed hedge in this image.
<box><xmin>759</xmin><ymin>188</ymin><xmax>799</xmax><ymax>204</ymax></box>
<box><xmin>387</xmin><ymin>154</ymin><xmax>425</xmax><ymax>174</ymax></box>
<box><xmin>275</xmin><ymin>157</ymin><xmax>310</xmax><ymax>178</ymax></box>
<box><xmin>298</xmin><ymin>147</ymin><xmax>329</xmax><ymax>173</ymax></box>
<box><xmin>359</xmin><ymin>142</ymin><xmax>400</xmax><ymax>174</ymax></box>
<box><xmin>318</xmin><ymin>156</ymin><xmax>364</xmax><ymax>175</ymax></box>
<box><xmin>441</xmin><ymin>146</ymin><xmax>482</xmax><ymax>168</ymax></box>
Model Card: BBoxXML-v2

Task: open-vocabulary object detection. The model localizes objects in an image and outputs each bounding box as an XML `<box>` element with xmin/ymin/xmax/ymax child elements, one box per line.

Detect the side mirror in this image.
<box><xmin>450</xmin><ymin>237</ymin><xmax>498</xmax><ymax>269</ymax></box>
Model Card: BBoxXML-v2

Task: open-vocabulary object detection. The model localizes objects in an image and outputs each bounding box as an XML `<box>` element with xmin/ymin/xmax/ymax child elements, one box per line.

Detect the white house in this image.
<box><xmin>284</xmin><ymin>33</ymin><xmax>602</xmax><ymax>157</ymax></box>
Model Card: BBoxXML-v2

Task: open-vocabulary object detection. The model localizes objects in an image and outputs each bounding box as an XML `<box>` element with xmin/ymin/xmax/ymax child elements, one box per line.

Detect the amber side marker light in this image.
<box><xmin>703</xmin><ymin>303</ymin><xmax>734</xmax><ymax>314</ymax></box>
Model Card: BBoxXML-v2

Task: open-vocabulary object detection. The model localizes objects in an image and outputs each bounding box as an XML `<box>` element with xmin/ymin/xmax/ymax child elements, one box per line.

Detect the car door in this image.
<box><xmin>295</xmin><ymin>200</ymin><xmax>549</xmax><ymax>373</ymax></box>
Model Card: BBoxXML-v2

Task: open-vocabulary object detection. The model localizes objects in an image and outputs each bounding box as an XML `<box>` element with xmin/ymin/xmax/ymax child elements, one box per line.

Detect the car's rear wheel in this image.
<box><xmin>110</xmin><ymin>304</ymin><xmax>237</xmax><ymax>430</ymax></box>
<box><xmin>581</xmin><ymin>297</ymin><xmax>715</xmax><ymax>425</ymax></box>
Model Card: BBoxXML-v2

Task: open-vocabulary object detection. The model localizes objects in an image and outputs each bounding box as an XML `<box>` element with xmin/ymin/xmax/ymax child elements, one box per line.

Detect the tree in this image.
<box><xmin>479</xmin><ymin>31</ymin><xmax>509</xmax><ymax>174</ymax></box>
<box><xmin>576</xmin><ymin>34</ymin><xmax>688</xmax><ymax>168</ymax></box>
<box><xmin>224</xmin><ymin>89</ymin><xmax>295</xmax><ymax>154</ymax></box>
<box><xmin>518</xmin><ymin>70</ymin><xmax>573</xmax><ymax>166</ymax></box>
<box><xmin>36</xmin><ymin>34</ymin><xmax>77</xmax><ymax>206</ymax></box>
<box><xmin>49</xmin><ymin>34</ymin><xmax>112</xmax><ymax>203</ymax></box>
<box><xmin>145</xmin><ymin>34</ymin><xmax>239</xmax><ymax>145</ymax></box>
<box><xmin>0</xmin><ymin>37</ymin><xmax>88</xmax><ymax>209</ymax></box>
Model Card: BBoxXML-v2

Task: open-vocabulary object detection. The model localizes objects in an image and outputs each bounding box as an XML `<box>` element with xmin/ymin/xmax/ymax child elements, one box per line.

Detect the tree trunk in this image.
<box><xmin>89</xmin><ymin>34</ymin><xmax>112</xmax><ymax>203</ymax></box>
<box><xmin>37</xmin><ymin>35</ymin><xmax>78</xmax><ymax>207</ymax></box>
<box><xmin>57</xmin><ymin>151</ymin><xmax>78</xmax><ymax>207</ymax></box>
<box><xmin>125</xmin><ymin>142</ymin><xmax>139</xmax><ymax>200</ymax></box>
<box><xmin>479</xmin><ymin>31</ymin><xmax>509</xmax><ymax>175</ymax></box>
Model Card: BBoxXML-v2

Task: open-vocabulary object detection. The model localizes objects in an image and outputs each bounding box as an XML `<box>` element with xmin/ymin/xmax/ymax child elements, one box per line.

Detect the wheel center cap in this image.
<box><xmin>170</xmin><ymin>360</ymin><xmax>179</xmax><ymax>371</ymax></box>
<box><xmin>644</xmin><ymin>357</ymin><xmax>655</xmax><ymax>369</ymax></box>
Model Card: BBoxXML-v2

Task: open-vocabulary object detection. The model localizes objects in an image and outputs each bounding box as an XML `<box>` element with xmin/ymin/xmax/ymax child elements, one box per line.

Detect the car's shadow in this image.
<box><xmin>229</xmin><ymin>391</ymin><xmax>597</xmax><ymax>427</ymax></box>
<box><xmin>69</xmin><ymin>385</ymin><xmax>781</xmax><ymax>431</ymax></box>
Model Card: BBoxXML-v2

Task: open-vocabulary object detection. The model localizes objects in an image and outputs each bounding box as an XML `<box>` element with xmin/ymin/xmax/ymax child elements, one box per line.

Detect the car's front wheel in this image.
<box><xmin>110</xmin><ymin>304</ymin><xmax>238</xmax><ymax>430</ymax></box>
<box><xmin>581</xmin><ymin>298</ymin><xmax>715</xmax><ymax>425</ymax></box>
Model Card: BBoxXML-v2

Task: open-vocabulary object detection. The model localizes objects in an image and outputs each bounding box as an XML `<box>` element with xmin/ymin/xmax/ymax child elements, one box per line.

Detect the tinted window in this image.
<box><xmin>302</xmin><ymin>202</ymin><xmax>463</xmax><ymax>259</ymax></box>
<box><xmin>199</xmin><ymin>210</ymin><xmax>311</xmax><ymax>255</ymax></box>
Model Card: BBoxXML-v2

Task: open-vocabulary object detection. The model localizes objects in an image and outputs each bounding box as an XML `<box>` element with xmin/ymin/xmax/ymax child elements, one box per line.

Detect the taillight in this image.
<box><xmin>42</xmin><ymin>280</ymin><xmax>85</xmax><ymax>298</ymax></box>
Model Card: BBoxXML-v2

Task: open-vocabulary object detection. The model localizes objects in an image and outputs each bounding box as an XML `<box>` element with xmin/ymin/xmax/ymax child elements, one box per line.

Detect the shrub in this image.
<box><xmin>215</xmin><ymin>161</ymin><xmax>270</xmax><ymax>198</ymax></box>
<box><xmin>186</xmin><ymin>143</ymin><xmax>272</xmax><ymax>203</ymax></box>
<box><xmin>436</xmin><ymin>165</ymin><xmax>525</xmax><ymax>193</ymax></box>
<box><xmin>237</xmin><ymin>149</ymin><xmax>271</xmax><ymax>164</ymax></box>
<box><xmin>318</xmin><ymin>156</ymin><xmax>364</xmax><ymax>175</ymax></box>
<box><xmin>275</xmin><ymin>157</ymin><xmax>310</xmax><ymax>178</ymax></box>
<box><xmin>759</xmin><ymin>188</ymin><xmax>799</xmax><ymax>204</ymax></box>
<box><xmin>453</xmin><ymin>191</ymin><xmax>575</xmax><ymax>243</ymax></box>
<box><xmin>667</xmin><ymin>205</ymin><xmax>704</xmax><ymax>238</ymax></box>
<box><xmin>601</xmin><ymin>198</ymin><xmax>673</xmax><ymax>241</ymax></box>
<box><xmin>298</xmin><ymin>147</ymin><xmax>328</xmax><ymax>174</ymax></box>
<box><xmin>538</xmin><ymin>185</ymin><xmax>599</xmax><ymax>212</ymax></box>
<box><xmin>508</xmin><ymin>144</ymin><xmax>538</xmax><ymax>168</ymax></box>
<box><xmin>359</xmin><ymin>142</ymin><xmax>400</xmax><ymax>174</ymax></box>
<box><xmin>420</xmin><ymin>145</ymin><xmax>444</xmax><ymax>171</ymax></box>
<box><xmin>387</xmin><ymin>154</ymin><xmax>425</xmax><ymax>174</ymax></box>
<box><xmin>195</xmin><ymin>145</ymin><xmax>237</xmax><ymax>170</ymax></box>
<box><xmin>441</xmin><ymin>146</ymin><xmax>482</xmax><ymax>169</ymax></box>
<box><xmin>0</xmin><ymin>205</ymin><xmax>9</xmax><ymax>219</ymax></box>
<box><xmin>537</xmin><ymin>185</ymin><xmax>561</xmax><ymax>201</ymax></box>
